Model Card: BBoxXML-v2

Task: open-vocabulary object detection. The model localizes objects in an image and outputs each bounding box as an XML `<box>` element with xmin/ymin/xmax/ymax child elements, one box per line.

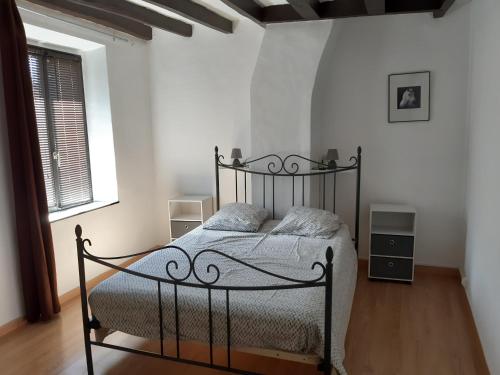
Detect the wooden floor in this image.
<box><xmin>0</xmin><ymin>261</ymin><xmax>489</xmax><ymax>375</ymax></box>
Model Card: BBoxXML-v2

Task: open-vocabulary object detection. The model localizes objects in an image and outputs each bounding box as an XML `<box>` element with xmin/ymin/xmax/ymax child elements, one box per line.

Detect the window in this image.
<box><xmin>28</xmin><ymin>46</ymin><xmax>93</xmax><ymax>212</ymax></box>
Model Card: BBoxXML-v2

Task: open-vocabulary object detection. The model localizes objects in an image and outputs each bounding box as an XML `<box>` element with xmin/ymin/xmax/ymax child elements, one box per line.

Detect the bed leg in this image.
<box><xmin>321</xmin><ymin>246</ymin><xmax>334</xmax><ymax>375</ymax></box>
<box><xmin>318</xmin><ymin>361</ymin><xmax>332</xmax><ymax>375</ymax></box>
<box><xmin>75</xmin><ymin>225</ymin><xmax>95</xmax><ymax>375</ymax></box>
<box><xmin>83</xmin><ymin>332</ymin><xmax>94</xmax><ymax>375</ymax></box>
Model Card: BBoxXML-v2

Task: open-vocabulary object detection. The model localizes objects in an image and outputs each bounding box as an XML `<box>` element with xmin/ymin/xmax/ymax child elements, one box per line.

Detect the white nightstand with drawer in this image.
<box><xmin>168</xmin><ymin>195</ymin><xmax>213</xmax><ymax>241</ymax></box>
<box><xmin>369</xmin><ymin>204</ymin><xmax>416</xmax><ymax>283</ymax></box>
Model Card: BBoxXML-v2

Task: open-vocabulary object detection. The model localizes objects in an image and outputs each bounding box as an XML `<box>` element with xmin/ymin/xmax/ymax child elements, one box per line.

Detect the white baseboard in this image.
<box><xmin>461</xmin><ymin>275</ymin><xmax>469</xmax><ymax>290</ymax></box>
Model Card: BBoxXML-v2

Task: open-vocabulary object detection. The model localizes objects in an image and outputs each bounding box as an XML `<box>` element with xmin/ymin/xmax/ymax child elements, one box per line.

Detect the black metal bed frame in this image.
<box><xmin>76</xmin><ymin>146</ymin><xmax>362</xmax><ymax>375</ymax></box>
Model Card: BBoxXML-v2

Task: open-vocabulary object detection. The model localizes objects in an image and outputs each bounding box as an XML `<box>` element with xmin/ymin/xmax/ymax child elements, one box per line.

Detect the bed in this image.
<box><xmin>75</xmin><ymin>146</ymin><xmax>362</xmax><ymax>375</ymax></box>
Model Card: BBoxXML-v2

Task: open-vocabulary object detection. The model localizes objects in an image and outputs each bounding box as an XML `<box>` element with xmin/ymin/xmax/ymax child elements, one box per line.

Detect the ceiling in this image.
<box><xmin>18</xmin><ymin>0</ymin><xmax>458</xmax><ymax>41</ymax></box>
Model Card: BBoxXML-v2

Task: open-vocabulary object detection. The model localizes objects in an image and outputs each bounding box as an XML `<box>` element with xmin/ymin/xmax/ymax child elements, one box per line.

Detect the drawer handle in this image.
<box><xmin>387</xmin><ymin>261</ymin><xmax>395</xmax><ymax>268</ymax></box>
<box><xmin>389</xmin><ymin>240</ymin><xmax>396</xmax><ymax>247</ymax></box>
<box><xmin>184</xmin><ymin>224</ymin><xmax>189</xmax><ymax>230</ymax></box>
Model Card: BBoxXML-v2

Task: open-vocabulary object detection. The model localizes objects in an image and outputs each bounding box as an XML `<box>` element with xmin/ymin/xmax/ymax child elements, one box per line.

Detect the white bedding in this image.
<box><xmin>89</xmin><ymin>221</ymin><xmax>357</xmax><ymax>374</ymax></box>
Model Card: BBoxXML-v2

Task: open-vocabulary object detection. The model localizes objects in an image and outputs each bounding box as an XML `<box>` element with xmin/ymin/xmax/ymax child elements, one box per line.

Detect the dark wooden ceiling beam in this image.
<box><xmin>263</xmin><ymin>0</ymin><xmax>367</xmax><ymax>23</ymax></box>
<box><xmin>67</xmin><ymin>0</ymin><xmax>192</xmax><ymax>37</ymax></box>
<box><xmin>142</xmin><ymin>0</ymin><xmax>233</xmax><ymax>34</ymax></box>
<box><xmin>364</xmin><ymin>0</ymin><xmax>385</xmax><ymax>15</ymax></box>
<box><xmin>261</xmin><ymin>4</ymin><xmax>302</xmax><ymax>23</ymax></box>
<box><xmin>287</xmin><ymin>0</ymin><xmax>320</xmax><ymax>20</ymax></box>
<box><xmin>263</xmin><ymin>0</ymin><xmax>444</xmax><ymax>23</ymax></box>
<box><xmin>263</xmin><ymin>0</ymin><xmax>366</xmax><ymax>23</ymax></box>
<box><xmin>319</xmin><ymin>0</ymin><xmax>367</xmax><ymax>19</ymax></box>
<box><xmin>433</xmin><ymin>0</ymin><xmax>456</xmax><ymax>18</ymax></box>
<box><xmin>219</xmin><ymin>0</ymin><xmax>264</xmax><ymax>26</ymax></box>
<box><xmin>25</xmin><ymin>0</ymin><xmax>153</xmax><ymax>40</ymax></box>
<box><xmin>385</xmin><ymin>0</ymin><xmax>441</xmax><ymax>14</ymax></box>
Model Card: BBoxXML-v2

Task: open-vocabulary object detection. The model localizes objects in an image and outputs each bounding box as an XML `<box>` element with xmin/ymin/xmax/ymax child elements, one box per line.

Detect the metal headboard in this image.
<box><xmin>214</xmin><ymin>146</ymin><xmax>362</xmax><ymax>251</ymax></box>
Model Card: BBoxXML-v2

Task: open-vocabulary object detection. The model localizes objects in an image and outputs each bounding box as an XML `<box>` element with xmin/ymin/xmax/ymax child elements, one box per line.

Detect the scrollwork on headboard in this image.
<box><xmin>214</xmin><ymin>146</ymin><xmax>362</xmax><ymax>252</ymax></box>
<box><xmin>216</xmin><ymin>151</ymin><xmax>359</xmax><ymax>176</ymax></box>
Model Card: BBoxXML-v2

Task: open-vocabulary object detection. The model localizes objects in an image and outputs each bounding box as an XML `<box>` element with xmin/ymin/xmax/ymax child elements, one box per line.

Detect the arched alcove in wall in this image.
<box><xmin>250</xmin><ymin>21</ymin><xmax>333</xmax><ymax>216</ymax></box>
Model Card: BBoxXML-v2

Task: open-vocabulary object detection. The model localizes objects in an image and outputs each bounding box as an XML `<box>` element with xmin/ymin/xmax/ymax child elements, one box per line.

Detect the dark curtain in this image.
<box><xmin>0</xmin><ymin>0</ymin><xmax>60</xmax><ymax>321</ymax></box>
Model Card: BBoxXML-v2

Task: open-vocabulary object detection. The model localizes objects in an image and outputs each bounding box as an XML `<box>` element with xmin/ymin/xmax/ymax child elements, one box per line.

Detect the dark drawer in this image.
<box><xmin>371</xmin><ymin>234</ymin><xmax>414</xmax><ymax>257</ymax></box>
<box><xmin>171</xmin><ymin>220</ymin><xmax>201</xmax><ymax>238</ymax></box>
<box><xmin>370</xmin><ymin>256</ymin><xmax>413</xmax><ymax>281</ymax></box>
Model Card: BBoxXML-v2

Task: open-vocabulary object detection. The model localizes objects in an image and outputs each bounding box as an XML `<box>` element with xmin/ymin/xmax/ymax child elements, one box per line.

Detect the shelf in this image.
<box><xmin>170</xmin><ymin>214</ymin><xmax>202</xmax><ymax>222</ymax></box>
<box><xmin>169</xmin><ymin>195</ymin><xmax>211</xmax><ymax>203</ymax></box>
<box><xmin>370</xmin><ymin>254</ymin><xmax>413</xmax><ymax>260</ymax></box>
<box><xmin>369</xmin><ymin>203</ymin><xmax>416</xmax><ymax>283</ymax></box>
<box><xmin>370</xmin><ymin>204</ymin><xmax>416</xmax><ymax>214</ymax></box>
<box><xmin>368</xmin><ymin>275</ymin><xmax>413</xmax><ymax>283</ymax></box>
<box><xmin>371</xmin><ymin>226</ymin><xmax>415</xmax><ymax>236</ymax></box>
<box><xmin>168</xmin><ymin>196</ymin><xmax>213</xmax><ymax>241</ymax></box>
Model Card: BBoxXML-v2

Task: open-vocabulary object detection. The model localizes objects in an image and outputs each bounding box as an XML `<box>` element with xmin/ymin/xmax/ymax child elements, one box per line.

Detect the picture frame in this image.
<box><xmin>388</xmin><ymin>71</ymin><xmax>430</xmax><ymax>123</ymax></box>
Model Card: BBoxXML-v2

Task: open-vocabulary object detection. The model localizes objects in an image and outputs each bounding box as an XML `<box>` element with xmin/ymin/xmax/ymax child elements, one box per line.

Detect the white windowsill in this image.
<box><xmin>49</xmin><ymin>200</ymin><xmax>119</xmax><ymax>223</ymax></box>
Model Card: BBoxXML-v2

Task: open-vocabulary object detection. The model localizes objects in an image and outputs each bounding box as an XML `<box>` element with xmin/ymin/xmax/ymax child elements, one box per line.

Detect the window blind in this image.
<box><xmin>28</xmin><ymin>46</ymin><xmax>93</xmax><ymax>211</ymax></box>
<box><xmin>28</xmin><ymin>51</ymin><xmax>57</xmax><ymax>208</ymax></box>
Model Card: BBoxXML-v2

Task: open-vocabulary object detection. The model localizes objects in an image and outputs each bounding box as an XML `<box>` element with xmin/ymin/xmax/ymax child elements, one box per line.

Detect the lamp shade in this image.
<box><xmin>326</xmin><ymin>149</ymin><xmax>339</xmax><ymax>161</ymax></box>
<box><xmin>231</xmin><ymin>148</ymin><xmax>242</xmax><ymax>159</ymax></box>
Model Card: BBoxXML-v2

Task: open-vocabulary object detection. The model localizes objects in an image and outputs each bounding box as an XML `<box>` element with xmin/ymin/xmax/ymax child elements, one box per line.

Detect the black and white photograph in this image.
<box><xmin>389</xmin><ymin>71</ymin><xmax>430</xmax><ymax>122</ymax></box>
<box><xmin>397</xmin><ymin>86</ymin><xmax>421</xmax><ymax>109</ymax></box>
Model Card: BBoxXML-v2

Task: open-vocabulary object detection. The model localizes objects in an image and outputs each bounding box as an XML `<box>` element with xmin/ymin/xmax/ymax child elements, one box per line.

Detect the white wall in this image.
<box><xmin>0</xmin><ymin>9</ymin><xmax>160</xmax><ymax>326</ymax></box>
<box><xmin>150</xmin><ymin>7</ymin><xmax>265</xmax><ymax>243</ymax></box>
<box><xmin>82</xmin><ymin>46</ymin><xmax>118</xmax><ymax>203</ymax></box>
<box><xmin>150</xmin><ymin>16</ymin><xmax>334</xmax><ymax>227</ymax></box>
<box><xmin>50</xmin><ymin>35</ymin><xmax>159</xmax><ymax>296</ymax></box>
<box><xmin>464</xmin><ymin>0</ymin><xmax>500</xmax><ymax>372</ymax></box>
<box><xmin>250</xmin><ymin>21</ymin><xmax>332</xmax><ymax>216</ymax></box>
<box><xmin>312</xmin><ymin>8</ymin><xmax>470</xmax><ymax>267</ymax></box>
<box><xmin>251</xmin><ymin>21</ymin><xmax>332</xmax><ymax>157</ymax></box>
<box><xmin>0</xmin><ymin>58</ymin><xmax>25</xmax><ymax>326</ymax></box>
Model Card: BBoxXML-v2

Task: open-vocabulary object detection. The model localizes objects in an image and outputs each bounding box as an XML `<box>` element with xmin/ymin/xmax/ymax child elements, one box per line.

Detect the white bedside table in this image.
<box><xmin>168</xmin><ymin>195</ymin><xmax>213</xmax><ymax>241</ymax></box>
<box><xmin>369</xmin><ymin>204</ymin><xmax>417</xmax><ymax>283</ymax></box>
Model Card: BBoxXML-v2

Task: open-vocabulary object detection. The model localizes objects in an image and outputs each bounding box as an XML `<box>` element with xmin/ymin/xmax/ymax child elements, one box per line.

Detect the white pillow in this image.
<box><xmin>270</xmin><ymin>206</ymin><xmax>342</xmax><ymax>239</ymax></box>
<box><xmin>203</xmin><ymin>202</ymin><xmax>269</xmax><ymax>232</ymax></box>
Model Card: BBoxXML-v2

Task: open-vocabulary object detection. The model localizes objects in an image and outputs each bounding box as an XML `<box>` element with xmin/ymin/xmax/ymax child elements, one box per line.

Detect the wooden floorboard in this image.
<box><xmin>0</xmin><ymin>261</ymin><xmax>489</xmax><ymax>374</ymax></box>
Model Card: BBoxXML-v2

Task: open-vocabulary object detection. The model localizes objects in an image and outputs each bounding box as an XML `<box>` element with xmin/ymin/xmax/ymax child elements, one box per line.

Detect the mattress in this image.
<box><xmin>88</xmin><ymin>221</ymin><xmax>357</xmax><ymax>375</ymax></box>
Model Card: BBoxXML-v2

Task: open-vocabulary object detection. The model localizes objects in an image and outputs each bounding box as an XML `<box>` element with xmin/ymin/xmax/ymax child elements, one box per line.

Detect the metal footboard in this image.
<box><xmin>75</xmin><ymin>225</ymin><xmax>334</xmax><ymax>375</ymax></box>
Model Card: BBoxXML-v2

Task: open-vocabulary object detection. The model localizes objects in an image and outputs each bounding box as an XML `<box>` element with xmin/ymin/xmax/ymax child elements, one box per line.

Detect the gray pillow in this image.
<box><xmin>270</xmin><ymin>206</ymin><xmax>342</xmax><ymax>239</ymax></box>
<box><xmin>203</xmin><ymin>202</ymin><xmax>269</xmax><ymax>232</ymax></box>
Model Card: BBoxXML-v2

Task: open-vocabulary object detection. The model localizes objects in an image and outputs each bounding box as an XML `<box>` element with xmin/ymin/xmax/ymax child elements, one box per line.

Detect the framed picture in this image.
<box><xmin>388</xmin><ymin>71</ymin><xmax>430</xmax><ymax>123</ymax></box>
